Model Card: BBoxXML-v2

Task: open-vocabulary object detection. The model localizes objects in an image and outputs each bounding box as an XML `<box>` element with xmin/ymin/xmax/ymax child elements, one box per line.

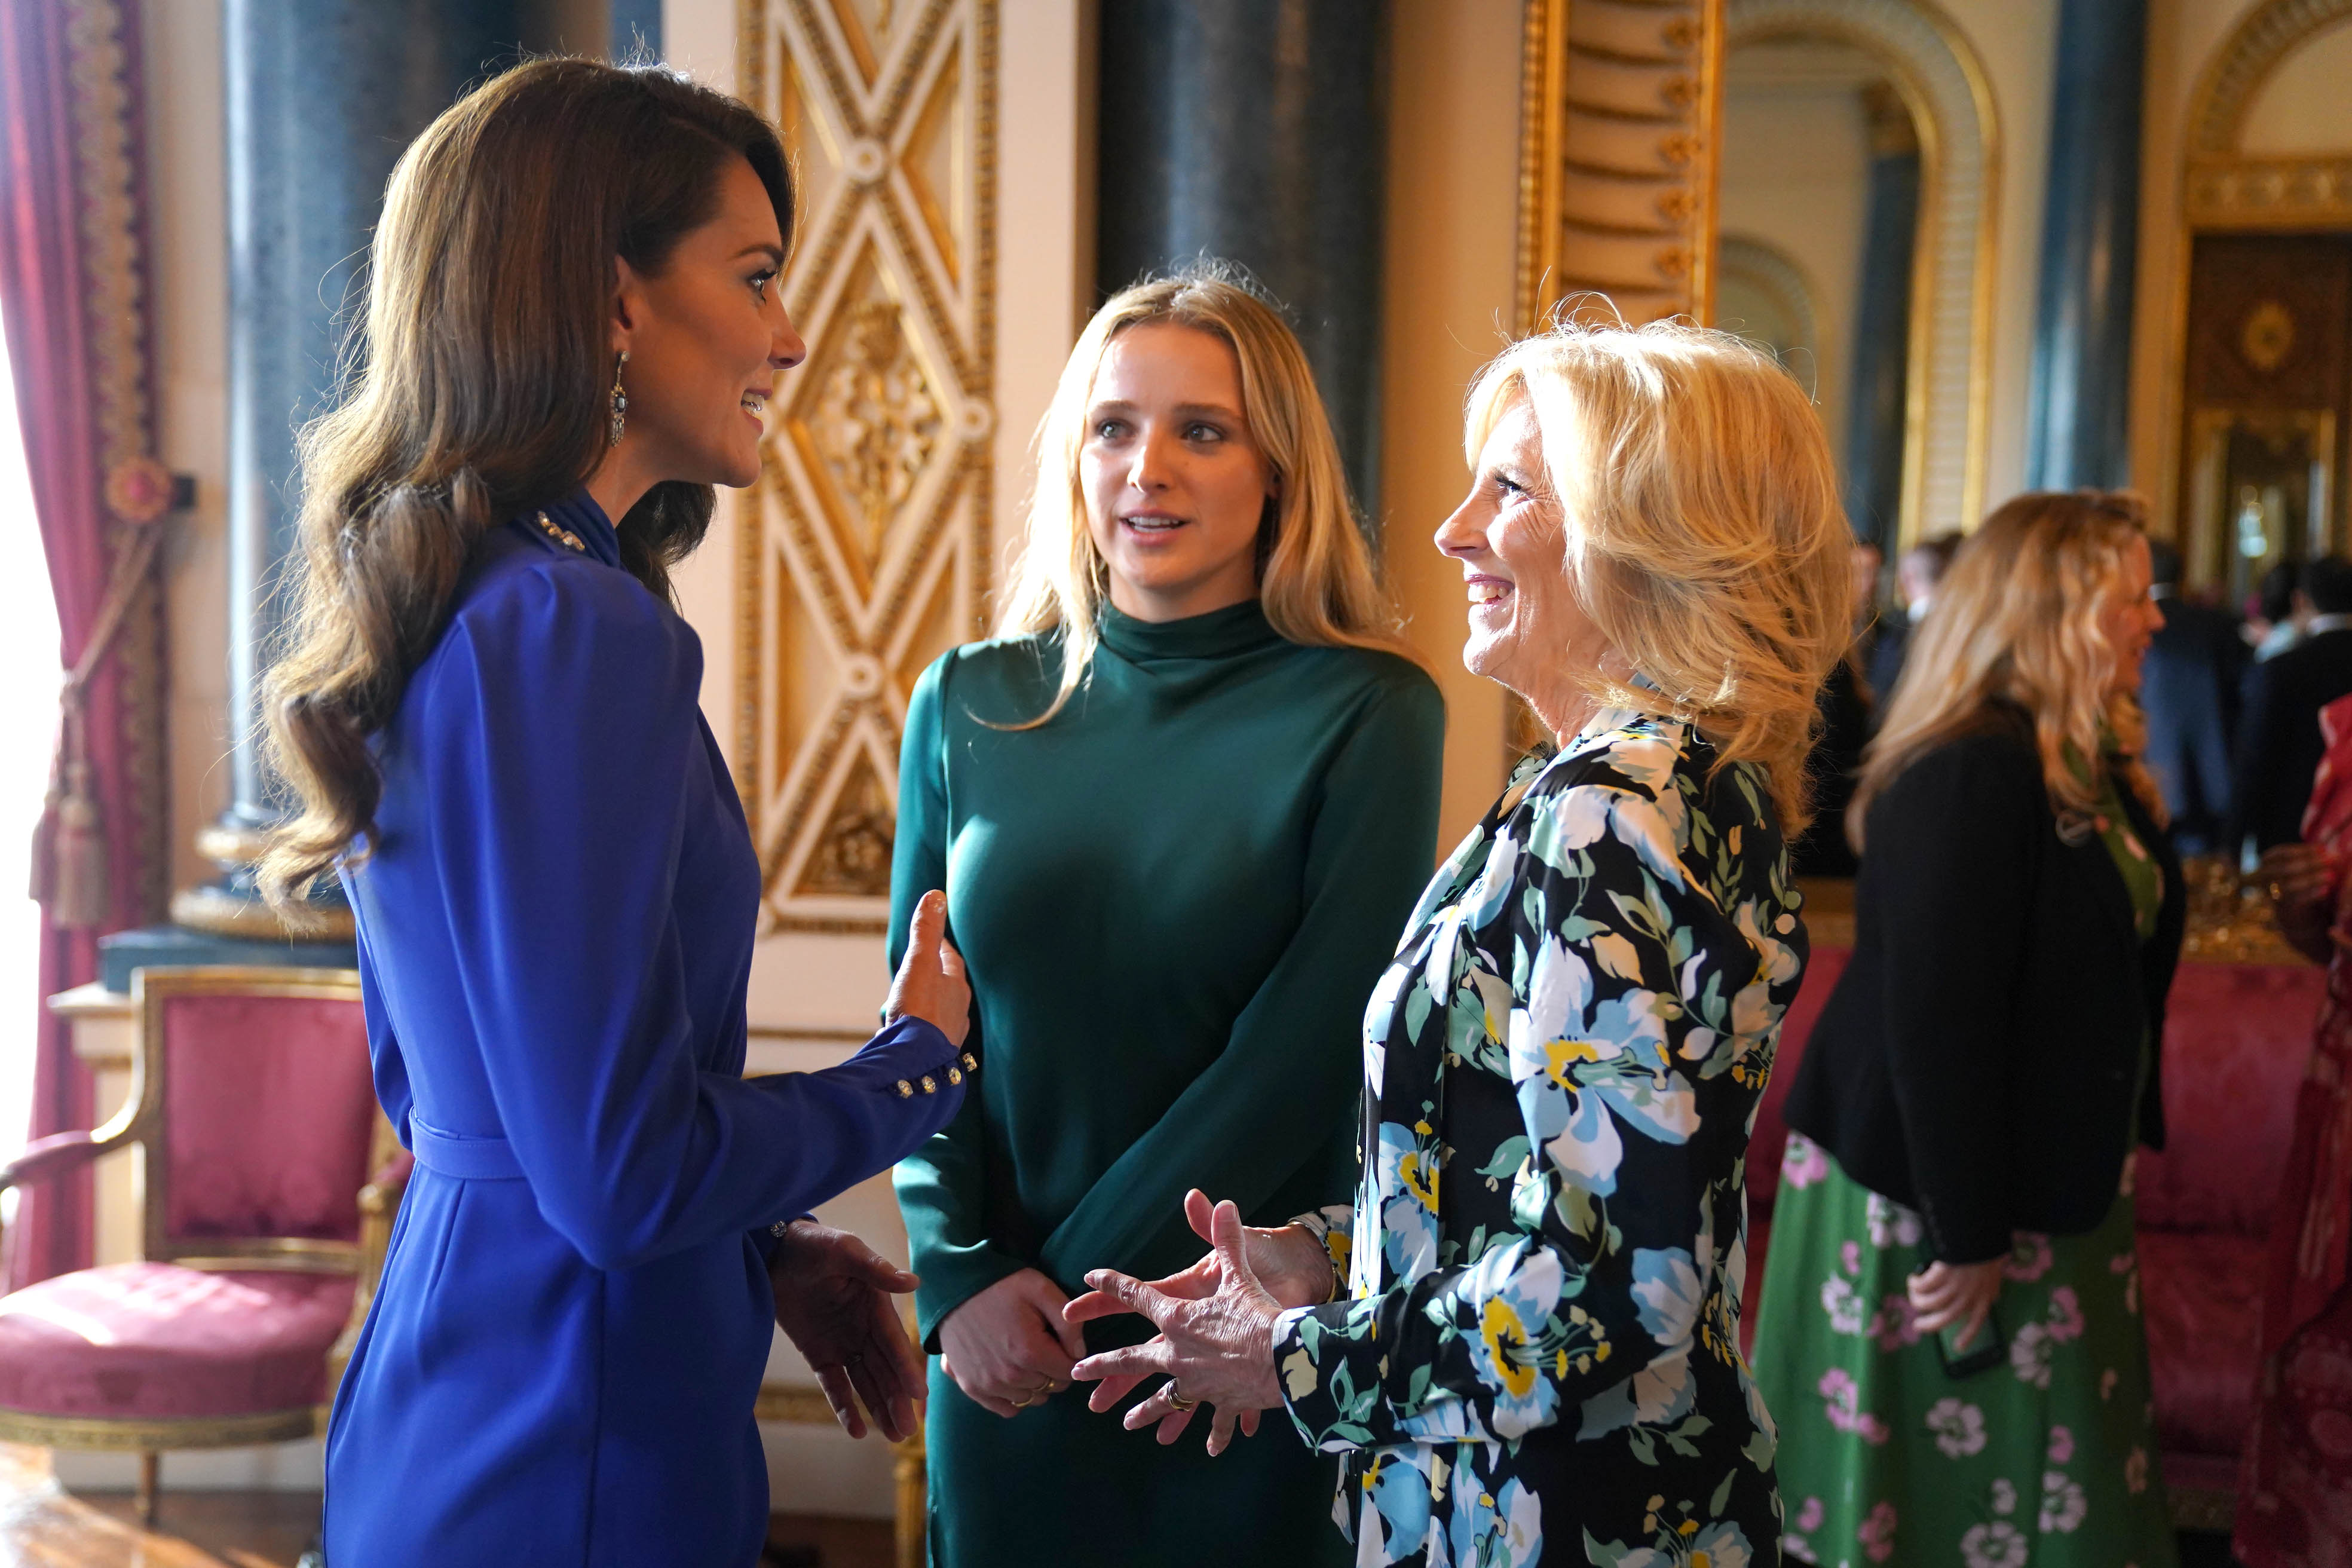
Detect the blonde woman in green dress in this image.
<box><xmin>1755</xmin><ymin>491</ymin><xmax>2184</xmax><ymax>1567</ymax></box>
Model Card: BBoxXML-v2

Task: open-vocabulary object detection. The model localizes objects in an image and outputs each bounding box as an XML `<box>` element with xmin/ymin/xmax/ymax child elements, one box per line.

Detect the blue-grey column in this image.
<box><xmin>2025</xmin><ymin>0</ymin><xmax>2147</xmax><ymax>491</ymax></box>
<box><xmin>1095</xmin><ymin>0</ymin><xmax>1389</xmax><ymax>527</ymax></box>
<box><xmin>1845</xmin><ymin>85</ymin><xmax>1920</xmax><ymax>548</ymax></box>
<box><xmin>222</xmin><ymin>0</ymin><xmax>523</xmax><ymax>833</ymax></box>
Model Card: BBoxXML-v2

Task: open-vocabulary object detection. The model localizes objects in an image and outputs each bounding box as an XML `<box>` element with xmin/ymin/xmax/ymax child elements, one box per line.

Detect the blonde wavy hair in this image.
<box><xmin>1465</xmin><ymin>319</ymin><xmax>1853</xmax><ymax>832</ymax></box>
<box><xmin>996</xmin><ymin>270</ymin><xmax>1420</xmax><ymax>724</ymax></box>
<box><xmin>1851</xmin><ymin>489</ymin><xmax>2162</xmax><ymax>850</ymax></box>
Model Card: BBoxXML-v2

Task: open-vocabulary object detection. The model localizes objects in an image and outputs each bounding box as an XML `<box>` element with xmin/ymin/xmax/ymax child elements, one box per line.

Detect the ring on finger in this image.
<box><xmin>1167</xmin><ymin>1382</ymin><xmax>1199</xmax><ymax>1412</ymax></box>
<box><xmin>1033</xmin><ymin>1379</ymin><xmax>1058</xmax><ymax>1395</ymax></box>
<box><xmin>1009</xmin><ymin>1390</ymin><xmax>1033</xmax><ymax>1408</ymax></box>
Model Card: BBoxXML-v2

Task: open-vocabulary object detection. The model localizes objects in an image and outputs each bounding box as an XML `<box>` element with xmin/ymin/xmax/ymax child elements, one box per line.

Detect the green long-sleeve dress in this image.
<box><xmin>889</xmin><ymin>599</ymin><xmax>1446</xmax><ymax>1567</ymax></box>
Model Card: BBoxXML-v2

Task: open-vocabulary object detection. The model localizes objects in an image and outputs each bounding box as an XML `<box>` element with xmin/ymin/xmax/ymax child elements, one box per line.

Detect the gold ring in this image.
<box><xmin>1034</xmin><ymin>1379</ymin><xmax>1058</xmax><ymax>1395</ymax></box>
<box><xmin>2271</xmin><ymin>881</ymin><xmax>2286</xmax><ymax>901</ymax></box>
<box><xmin>1167</xmin><ymin>1383</ymin><xmax>1199</xmax><ymax>1412</ymax></box>
<box><xmin>1009</xmin><ymin>1391</ymin><xmax>1033</xmax><ymax>1408</ymax></box>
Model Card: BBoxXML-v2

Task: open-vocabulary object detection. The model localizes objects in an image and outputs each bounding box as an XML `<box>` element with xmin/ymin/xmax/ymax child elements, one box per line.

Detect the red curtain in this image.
<box><xmin>0</xmin><ymin>0</ymin><xmax>165</xmax><ymax>1290</ymax></box>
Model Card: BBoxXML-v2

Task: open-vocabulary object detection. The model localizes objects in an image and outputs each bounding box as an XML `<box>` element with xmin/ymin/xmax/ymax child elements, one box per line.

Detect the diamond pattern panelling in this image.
<box><xmin>739</xmin><ymin>0</ymin><xmax>996</xmax><ymax>934</ymax></box>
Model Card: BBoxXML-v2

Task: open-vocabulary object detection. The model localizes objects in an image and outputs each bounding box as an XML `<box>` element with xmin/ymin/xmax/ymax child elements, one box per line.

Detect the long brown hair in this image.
<box><xmin>1851</xmin><ymin>490</ymin><xmax>2163</xmax><ymax>850</ymax></box>
<box><xmin>1462</xmin><ymin>320</ymin><xmax>1853</xmax><ymax>834</ymax></box>
<box><xmin>997</xmin><ymin>270</ymin><xmax>1422</xmax><ymax>727</ymax></box>
<box><xmin>257</xmin><ymin>59</ymin><xmax>791</xmax><ymax>903</ymax></box>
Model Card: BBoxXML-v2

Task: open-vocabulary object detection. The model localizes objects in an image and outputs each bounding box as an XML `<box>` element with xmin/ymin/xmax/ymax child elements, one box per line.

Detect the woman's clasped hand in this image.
<box><xmin>1061</xmin><ymin>1189</ymin><xmax>1332</xmax><ymax>1456</ymax></box>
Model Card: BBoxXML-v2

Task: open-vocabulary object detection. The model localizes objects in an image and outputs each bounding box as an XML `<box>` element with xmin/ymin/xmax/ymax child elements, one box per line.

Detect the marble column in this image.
<box><xmin>1095</xmin><ymin>0</ymin><xmax>1389</xmax><ymax>525</ymax></box>
<box><xmin>2026</xmin><ymin>0</ymin><xmax>2146</xmax><ymax>492</ymax></box>
<box><xmin>150</xmin><ymin>1</ymin><xmax>525</xmax><ymax>957</ymax></box>
<box><xmin>1845</xmin><ymin>83</ymin><xmax>1921</xmax><ymax>549</ymax></box>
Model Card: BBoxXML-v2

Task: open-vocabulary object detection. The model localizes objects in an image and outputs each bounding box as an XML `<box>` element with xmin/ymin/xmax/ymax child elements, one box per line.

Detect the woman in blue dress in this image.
<box><xmin>255</xmin><ymin>60</ymin><xmax>973</xmax><ymax>1567</ymax></box>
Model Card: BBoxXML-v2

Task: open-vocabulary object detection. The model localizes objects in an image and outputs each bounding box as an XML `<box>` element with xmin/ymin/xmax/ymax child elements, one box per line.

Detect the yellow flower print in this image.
<box><xmin>1542</xmin><ymin>1038</ymin><xmax>1607</xmax><ymax>1088</ymax></box>
<box><xmin>1481</xmin><ymin>1297</ymin><xmax>1538</xmax><ymax>1398</ymax></box>
<box><xmin>1400</xmin><ymin>1150</ymin><xmax>1440</xmax><ymax>1211</ymax></box>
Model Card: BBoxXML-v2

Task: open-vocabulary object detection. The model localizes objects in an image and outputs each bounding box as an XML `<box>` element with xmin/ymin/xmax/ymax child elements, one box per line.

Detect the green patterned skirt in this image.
<box><xmin>1750</xmin><ymin>1134</ymin><xmax>2175</xmax><ymax>1568</ymax></box>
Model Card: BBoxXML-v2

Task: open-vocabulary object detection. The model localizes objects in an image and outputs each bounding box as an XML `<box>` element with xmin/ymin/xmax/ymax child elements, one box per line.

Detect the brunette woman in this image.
<box><xmin>1754</xmin><ymin>492</ymin><xmax>2183</xmax><ymax>1568</ymax></box>
<box><xmin>889</xmin><ymin>271</ymin><xmax>1445</xmax><ymax>1566</ymax></box>
<box><xmin>258</xmin><ymin>61</ymin><xmax>972</xmax><ymax>1567</ymax></box>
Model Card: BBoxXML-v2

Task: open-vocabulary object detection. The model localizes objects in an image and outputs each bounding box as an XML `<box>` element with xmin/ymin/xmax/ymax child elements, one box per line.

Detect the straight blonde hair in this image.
<box><xmin>1851</xmin><ymin>489</ymin><xmax>2161</xmax><ymax>850</ymax></box>
<box><xmin>1464</xmin><ymin>320</ymin><xmax>1852</xmax><ymax>832</ymax></box>
<box><xmin>996</xmin><ymin>271</ymin><xmax>1420</xmax><ymax>724</ymax></box>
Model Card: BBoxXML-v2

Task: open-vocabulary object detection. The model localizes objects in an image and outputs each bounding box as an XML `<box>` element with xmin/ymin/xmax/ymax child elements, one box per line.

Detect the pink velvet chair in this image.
<box><xmin>0</xmin><ymin>966</ymin><xmax>408</xmax><ymax>1523</ymax></box>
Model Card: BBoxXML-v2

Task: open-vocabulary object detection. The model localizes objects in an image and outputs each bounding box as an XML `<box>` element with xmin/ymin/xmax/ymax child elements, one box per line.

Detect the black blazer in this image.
<box><xmin>2231</xmin><ymin>626</ymin><xmax>2352</xmax><ymax>850</ymax></box>
<box><xmin>1781</xmin><ymin>711</ymin><xmax>2186</xmax><ymax>1264</ymax></box>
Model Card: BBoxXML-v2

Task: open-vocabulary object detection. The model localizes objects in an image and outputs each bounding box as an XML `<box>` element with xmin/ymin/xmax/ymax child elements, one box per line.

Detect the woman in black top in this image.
<box><xmin>1753</xmin><ymin>492</ymin><xmax>2186</xmax><ymax>1568</ymax></box>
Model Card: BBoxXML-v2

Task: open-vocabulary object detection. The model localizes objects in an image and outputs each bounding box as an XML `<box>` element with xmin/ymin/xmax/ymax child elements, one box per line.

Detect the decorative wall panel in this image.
<box><xmin>737</xmin><ymin>0</ymin><xmax>997</xmax><ymax>935</ymax></box>
<box><xmin>1516</xmin><ymin>0</ymin><xmax>1727</xmax><ymax>329</ymax></box>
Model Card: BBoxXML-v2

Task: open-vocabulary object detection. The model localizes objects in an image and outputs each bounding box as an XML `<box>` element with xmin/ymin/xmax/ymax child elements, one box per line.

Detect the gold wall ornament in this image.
<box><xmin>2241</xmin><ymin>299</ymin><xmax>2297</xmax><ymax>373</ymax></box>
<box><xmin>738</xmin><ymin>0</ymin><xmax>997</xmax><ymax>936</ymax></box>
<box><xmin>1516</xmin><ymin>0</ymin><xmax>1728</xmax><ymax>330</ymax></box>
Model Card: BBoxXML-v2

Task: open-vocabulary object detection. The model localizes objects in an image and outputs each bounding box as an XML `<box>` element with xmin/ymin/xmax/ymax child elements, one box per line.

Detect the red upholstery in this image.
<box><xmin>158</xmin><ymin>993</ymin><xmax>378</xmax><ymax>1248</ymax></box>
<box><xmin>0</xmin><ymin>1262</ymin><xmax>354</xmax><ymax>1419</ymax></box>
<box><xmin>0</xmin><ymin>977</ymin><xmax>376</xmax><ymax>1438</ymax></box>
<box><xmin>1745</xmin><ymin>944</ymin><xmax>2328</xmax><ymax>1499</ymax></box>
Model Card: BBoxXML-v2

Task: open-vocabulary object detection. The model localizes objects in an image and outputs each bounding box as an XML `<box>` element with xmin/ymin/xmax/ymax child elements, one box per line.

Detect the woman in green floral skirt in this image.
<box><xmin>1754</xmin><ymin>491</ymin><xmax>2184</xmax><ymax>1567</ymax></box>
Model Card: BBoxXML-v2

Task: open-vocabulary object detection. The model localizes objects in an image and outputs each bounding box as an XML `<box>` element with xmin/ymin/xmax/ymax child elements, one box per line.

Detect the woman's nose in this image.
<box><xmin>1434</xmin><ymin>498</ymin><xmax>1485</xmax><ymax>560</ymax></box>
<box><xmin>773</xmin><ymin>309</ymin><xmax>808</xmax><ymax>370</ymax></box>
<box><xmin>1127</xmin><ymin>431</ymin><xmax>1173</xmax><ymax>492</ymax></box>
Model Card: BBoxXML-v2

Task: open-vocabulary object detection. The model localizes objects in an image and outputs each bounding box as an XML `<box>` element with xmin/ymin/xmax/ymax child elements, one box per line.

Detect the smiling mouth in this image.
<box><xmin>1122</xmin><ymin>514</ymin><xmax>1187</xmax><ymax>534</ymax></box>
<box><xmin>1467</xmin><ymin>580</ymin><xmax>1512</xmax><ymax>606</ymax></box>
<box><xmin>741</xmin><ymin>390</ymin><xmax>769</xmax><ymax>420</ymax></box>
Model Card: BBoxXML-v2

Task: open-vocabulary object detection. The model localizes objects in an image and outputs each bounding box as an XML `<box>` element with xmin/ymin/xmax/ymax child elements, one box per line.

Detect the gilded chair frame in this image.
<box><xmin>0</xmin><ymin>965</ymin><xmax>405</xmax><ymax>1457</ymax></box>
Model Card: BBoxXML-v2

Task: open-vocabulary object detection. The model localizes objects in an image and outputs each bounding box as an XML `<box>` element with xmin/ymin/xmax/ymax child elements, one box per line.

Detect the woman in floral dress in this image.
<box><xmin>1756</xmin><ymin>492</ymin><xmax>2183</xmax><ymax>1568</ymax></box>
<box><xmin>1062</xmin><ymin>321</ymin><xmax>1853</xmax><ymax>1566</ymax></box>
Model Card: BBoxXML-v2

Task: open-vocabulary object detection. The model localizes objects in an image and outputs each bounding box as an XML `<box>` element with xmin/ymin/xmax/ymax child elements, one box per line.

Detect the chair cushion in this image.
<box><xmin>0</xmin><ymin>1261</ymin><xmax>354</xmax><ymax>1420</ymax></box>
<box><xmin>2140</xmin><ymin>1230</ymin><xmax>2267</xmax><ymax>1459</ymax></box>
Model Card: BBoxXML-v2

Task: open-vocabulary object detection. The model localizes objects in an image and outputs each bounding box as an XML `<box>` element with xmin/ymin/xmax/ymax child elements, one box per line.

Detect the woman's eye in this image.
<box><xmin>1185</xmin><ymin>423</ymin><xmax>1224</xmax><ymax>443</ymax></box>
<box><xmin>1094</xmin><ymin>419</ymin><xmax>1126</xmax><ymax>441</ymax></box>
<box><xmin>1493</xmin><ymin>474</ymin><xmax>1524</xmax><ymax>497</ymax></box>
<box><xmin>749</xmin><ymin>270</ymin><xmax>776</xmax><ymax>300</ymax></box>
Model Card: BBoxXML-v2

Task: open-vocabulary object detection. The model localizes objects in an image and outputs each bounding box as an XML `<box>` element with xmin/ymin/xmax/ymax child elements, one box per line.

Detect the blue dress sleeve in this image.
<box><xmin>416</xmin><ymin>563</ymin><xmax>968</xmax><ymax>1272</ymax></box>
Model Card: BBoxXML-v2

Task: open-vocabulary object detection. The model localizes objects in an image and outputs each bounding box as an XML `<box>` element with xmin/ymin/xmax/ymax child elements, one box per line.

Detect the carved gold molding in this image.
<box><xmin>737</xmin><ymin>0</ymin><xmax>999</xmax><ymax>936</ymax></box>
<box><xmin>1516</xmin><ymin>0</ymin><xmax>1726</xmax><ymax>330</ymax></box>
<box><xmin>2186</xmin><ymin>154</ymin><xmax>2352</xmax><ymax>229</ymax></box>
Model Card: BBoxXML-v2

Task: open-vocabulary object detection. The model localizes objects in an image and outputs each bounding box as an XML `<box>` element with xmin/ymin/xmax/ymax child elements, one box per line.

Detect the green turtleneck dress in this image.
<box><xmin>889</xmin><ymin>599</ymin><xmax>1445</xmax><ymax>1567</ymax></box>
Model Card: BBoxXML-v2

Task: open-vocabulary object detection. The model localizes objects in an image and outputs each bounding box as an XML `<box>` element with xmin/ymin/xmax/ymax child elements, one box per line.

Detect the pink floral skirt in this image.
<box><xmin>1751</xmin><ymin>1134</ymin><xmax>2176</xmax><ymax>1567</ymax></box>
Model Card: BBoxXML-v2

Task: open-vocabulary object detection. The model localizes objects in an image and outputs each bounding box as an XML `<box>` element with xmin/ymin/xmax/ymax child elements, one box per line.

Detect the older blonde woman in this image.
<box><xmin>889</xmin><ymin>270</ymin><xmax>1444</xmax><ymax>1566</ymax></box>
<box><xmin>1756</xmin><ymin>493</ymin><xmax>2180</xmax><ymax>1568</ymax></box>
<box><xmin>1066</xmin><ymin>321</ymin><xmax>1851</xmax><ymax>1566</ymax></box>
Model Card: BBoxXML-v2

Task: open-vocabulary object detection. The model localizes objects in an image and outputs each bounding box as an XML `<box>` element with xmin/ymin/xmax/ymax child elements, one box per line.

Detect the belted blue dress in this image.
<box><xmin>322</xmin><ymin>491</ymin><xmax>969</xmax><ymax>1567</ymax></box>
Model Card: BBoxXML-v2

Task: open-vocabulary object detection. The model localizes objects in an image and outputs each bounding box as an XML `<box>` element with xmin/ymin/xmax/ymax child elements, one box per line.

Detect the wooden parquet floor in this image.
<box><xmin>0</xmin><ymin>1444</ymin><xmax>893</xmax><ymax>1568</ymax></box>
<box><xmin>0</xmin><ymin>1446</ymin><xmax>315</xmax><ymax>1568</ymax></box>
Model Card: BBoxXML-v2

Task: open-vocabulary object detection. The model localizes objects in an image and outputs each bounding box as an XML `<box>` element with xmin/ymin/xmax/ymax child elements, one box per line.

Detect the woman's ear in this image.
<box><xmin>611</xmin><ymin>255</ymin><xmax>644</xmax><ymax>349</ymax></box>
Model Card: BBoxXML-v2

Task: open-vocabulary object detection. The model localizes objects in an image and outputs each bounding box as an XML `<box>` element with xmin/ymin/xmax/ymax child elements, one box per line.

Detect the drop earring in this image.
<box><xmin>608</xmin><ymin>350</ymin><xmax>629</xmax><ymax>447</ymax></box>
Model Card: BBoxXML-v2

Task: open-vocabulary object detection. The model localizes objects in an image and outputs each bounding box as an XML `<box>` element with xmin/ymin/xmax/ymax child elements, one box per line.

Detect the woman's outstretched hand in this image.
<box><xmin>1063</xmin><ymin>1197</ymin><xmax>1288</xmax><ymax>1457</ymax></box>
<box><xmin>769</xmin><ymin>1221</ymin><xmax>926</xmax><ymax>1443</ymax></box>
<box><xmin>1062</xmin><ymin>1189</ymin><xmax>1331</xmax><ymax>1435</ymax></box>
<box><xmin>886</xmin><ymin>890</ymin><xmax>970</xmax><ymax>1048</ymax></box>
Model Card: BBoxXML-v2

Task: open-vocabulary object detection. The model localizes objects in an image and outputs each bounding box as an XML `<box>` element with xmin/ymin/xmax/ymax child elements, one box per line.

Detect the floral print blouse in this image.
<box><xmin>1275</xmin><ymin>707</ymin><xmax>1805</xmax><ymax>1567</ymax></box>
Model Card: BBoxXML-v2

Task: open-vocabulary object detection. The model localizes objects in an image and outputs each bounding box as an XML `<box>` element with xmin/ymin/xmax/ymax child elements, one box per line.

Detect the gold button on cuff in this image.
<box><xmin>961</xmin><ymin>1052</ymin><xmax>978</xmax><ymax>1072</ymax></box>
<box><xmin>920</xmin><ymin>1076</ymin><xmax>936</xmax><ymax>1094</ymax></box>
<box><xmin>895</xmin><ymin>1080</ymin><xmax>914</xmax><ymax>1098</ymax></box>
<box><xmin>946</xmin><ymin>1067</ymin><xmax>962</xmax><ymax>1085</ymax></box>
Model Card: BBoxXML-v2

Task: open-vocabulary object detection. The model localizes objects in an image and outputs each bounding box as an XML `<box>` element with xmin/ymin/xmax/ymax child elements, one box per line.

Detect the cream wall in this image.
<box><xmin>1380</xmin><ymin>0</ymin><xmax>1522</xmax><ymax>846</ymax></box>
<box><xmin>143</xmin><ymin>0</ymin><xmax>232</xmax><ymax>900</ymax></box>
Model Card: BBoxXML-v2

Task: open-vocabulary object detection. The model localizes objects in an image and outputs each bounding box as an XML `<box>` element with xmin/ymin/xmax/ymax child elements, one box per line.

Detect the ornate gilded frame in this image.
<box><xmin>1515</xmin><ymin>0</ymin><xmax>1728</xmax><ymax>330</ymax></box>
<box><xmin>735</xmin><ymin>0</ymin><xmax>1001</xmax><ymax>938</ymax></box>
